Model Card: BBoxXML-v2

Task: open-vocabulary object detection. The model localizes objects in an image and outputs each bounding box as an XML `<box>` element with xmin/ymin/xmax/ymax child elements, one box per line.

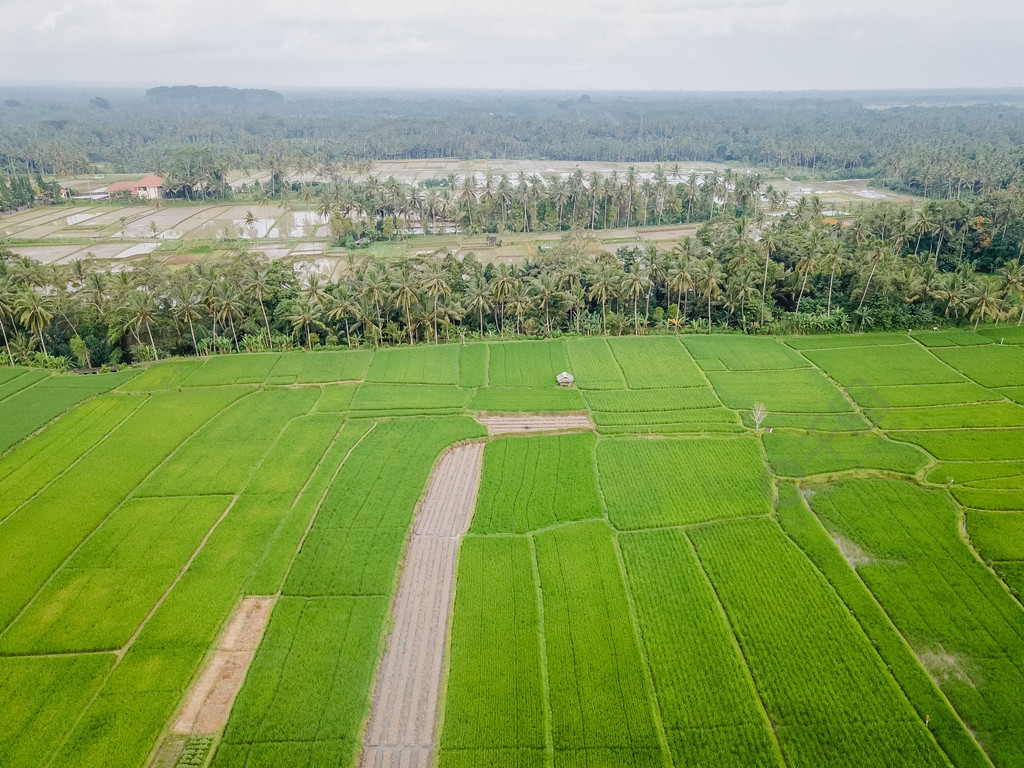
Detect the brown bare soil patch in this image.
<box><xmin>171</xmin><ymin>596</ymin><xmax>274</xmax><ymax>736</ymax></box>
<box><xmin>477</xmin><ymin>413</ymin><xmax>594</xmax><ymax>434</ymax></box>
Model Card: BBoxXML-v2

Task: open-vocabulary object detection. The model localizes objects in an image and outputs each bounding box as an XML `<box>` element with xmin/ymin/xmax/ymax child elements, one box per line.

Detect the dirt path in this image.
<box><xmin>478</xmin><ymin>413</ymin><xmax>594</xmax><ymax>434</ymax></box>
<box><xmin>171</xmin><ymin>597</ymin><xmax>274</xmax><ymax>735</ymax></box>
<box><xmin>360</xmin><ymin>442</ymin><xmax>484</xmax><ymax>768</ymax></box>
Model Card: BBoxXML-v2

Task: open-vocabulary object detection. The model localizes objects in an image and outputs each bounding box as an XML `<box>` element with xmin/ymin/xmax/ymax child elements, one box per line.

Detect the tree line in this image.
<box><xmin>3</xmin><ymin>191</ymin><xmax>1024</xmax><ymax>370</ymax></box>
<box><xmin>4</xmin><ymin>89</ymin><xmax>1024</xmax><ymax>202</ymax></box>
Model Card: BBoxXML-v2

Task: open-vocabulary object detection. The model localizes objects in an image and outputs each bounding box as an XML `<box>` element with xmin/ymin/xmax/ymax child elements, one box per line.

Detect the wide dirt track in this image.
<box><xmin>360</xmin><ymin>442</ymin><xmax>484</xmax><ymax>768</ymax></box>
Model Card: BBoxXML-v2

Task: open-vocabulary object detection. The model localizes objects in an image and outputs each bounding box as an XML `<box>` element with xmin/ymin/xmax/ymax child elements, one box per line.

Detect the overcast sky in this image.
<box><xmin>2</xmin><ymin>0</ymin><xmax>1022</xmax><ymax>92</ymax></box>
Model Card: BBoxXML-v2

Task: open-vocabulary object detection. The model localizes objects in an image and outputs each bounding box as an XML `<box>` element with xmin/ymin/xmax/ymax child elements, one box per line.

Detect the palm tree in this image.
<box><xmin>241</xmin><ymin>256</ymin><xmax>275</xmax><ymax>346</ymax></box>
<box><xmin>666</xmin><ymin>253</ymin><xmax>694</xmax><ymax>331</ymax></box>
<box><xmin>0</xmin><ymin>277</ymin><xmax>17</xmax><ymax>366</ymax></box>
<box><xmin>464</xmin><ymin>279</ymin><xmax>491</xmax><ymax>336</ymax></box>
<box><xmin>858</xmin><ymin>241</ymin><xmax>889</xmax><ymax>312</ymax></box>
<box><xmin>531</xmin><ymin>273</ymin><xmax>563</xmax><ymax>336</ymax></box>
<box><xmin>489</xmin><ymin>264</ymin><xmax>517</xmax><ymax>336</ymax></box>
<box><xmin>967</xmin><ymin>277</ymin><xmax>1004</xmax><ymax>329</ymax></box>
<box><xmin>588</xmin><ymin>264</ymin><xmax>619</xmax><ymax>335</ymax></box>
<box><xmin>623</xmin><ymin>270</ymin><xmax>653</xmax><ymax>335</ymax></box>
<box><xmin>727</xmin><ymin>267</ymin><xmax>759</xmax><ymax>333</ymax></box>
<box><xmin>15</xmin><ymin>289</ymin><xmax>54</xmax><ymax>358</ymax></box>
<box><xmin>169</xmin><ymin>278</ymin><xmax>204</xmax><ymax>353</ymax></box>
<box><xmin>820</xmin><ymin>242</ymin><xmax>845</xmax><ymax>316</ymax></box>
<box><xmin>327</xmin><ymin>289</ymin><xmax>359</xmax><ymax>347</ymax></box>
<box><xmin>794</xmin><ymin>251</ymin><xmax>818</xmax><ymax>314</ymax></box>
<box><xmin>998</xmin><ymin>258</ymin><xmax>1024</xmax><ymax>325</ymax></box>
<box><xmin>123</xmin><ymin>289</ymin><xmax>160</xmax><ymax>360</ymax></box>
<box><xmin>214</xmin><ymin>287</ymin><xmax>245</xmax><ymax>352</ymax></box>
<box><xmin>695</xmin><ymin>257</ymin><xmax>726</xmax><ymax>333</ymax></box>
<box><xmin>420</xmin><ymin>261</ymin><xmax>451</xmax><ymax>343</ymax></box>
<box><xmin>759</xmin><ymin>227</ymin><xmax>779</xmax><ymax>326</ymax></box>
<box><xmin>287</xmin><ymin>300</ymin><xmax>325</xmax><ymax>350</ymax></box>
<box><xmin>390</xmin><ymin>268</ymin><xmax>419</xmax><ymax>345</ymax></box>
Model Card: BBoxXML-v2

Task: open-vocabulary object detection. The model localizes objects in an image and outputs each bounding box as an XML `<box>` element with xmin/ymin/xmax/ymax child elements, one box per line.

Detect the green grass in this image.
<box><xmin>683</xmin><ymin>335</ymin><xmax>810</xmax><ymax>370</ymax></box>
<box><xmin>865</xmin><ymin>402</ymin><xmax>1024</xmax><ymax>430</ymax></box>
<box><xmin>598</xmin><ymin>437</ymin><xmax>772</xmax><ymax>528</ymax></box>
<box><xmin>912</xmin><ymin>329</ymin><xmax>993</xmax><ymax>347</ymax></box>
<box><xmin>896</xmin><ymin>428</ymin><xmax>1024</xmax><ymax>461</ymax></box>
<box><xmin>365</xmin><ymin>344</ymin><xmax>460</xmax><ymax>384</ymax></box>
<box><xmin>438</xmin><ymin>537</ymin><xmax>545</xmax><ymax>768</ymax></box>
<box><xmin>0</xmin><ymin>394</ymin><xmax>145</xmax><ymax>522</ymax></box>
<box><xmin>314</xmin><ymin>385</ymin><xmax>357</xmax><ymax>412</ymax></box>
<box><xmin>459</xmin><ymin>343</ymin><xmax>488</xmax><ymax>388</ymax></box>
<box><xmin>0</xmin><ymin>367</ymin><xmax>49</xmax><ymax>399</ymax></box>
<box><xmin>216</xmin><ymin>596</ymin><xmax>387</xmax><ymax>761</ymax></box>
<box><xmin>5</xmin><ymin>332</ymin><xmax>1024</xmax><ymax>768</ymax></box>
<box><xmin>136</xmin><ymin>388</ymin><xmax>319</xmax><ymax>496</ymax></box>
<box><xmin>808</xmin><ymin>479</ymin><xmax>1024</xmax><ymax>766</ymax></box>
<box><xmin>931</xmin><ymin>345</ymin><xmax>1024</xmax><ymax>388</ymax></box>
<box><xmin>488</xmin><ymin>339</ymin><xmax>569</xmax><ymax>388</ymax></box>
<box><xmin>739</xmin><ymin>411</ymin><xmax>872</xmax><ymax>431</ymax></box>
<box><xmin>0</xmin><ymin>369</ymin><xmax>135</xmax><ymax>453</ymax></box>
<box><xmin>977</xmin><ymin>326</ymin><xmax>1024</xmax><ymax>345</ymax></box>
<box><xmin>0</xmin><ymin>655</ymin><xmax>115</xmax><ymax>768</ymax></box>
<box><xmin>471</xmin><ymin>433</ymin><xmax>602</xmax><ymax>534</ymax></box>
<box><xmin>802</xmin><ymin>343</ymin><xmax>964</xmax><ymax>386</ymax></box>
<box><xmin>707</xmin><ymin>368</ymin><xmax>852</xmax><ymax>413</ymax></box>
<box><xmin>966</xmin><ymin>511</ymin><xmax>1024</xmax><ymax>561</ymax></box>
<box><xmin>534</xmin><ymin>521</ymin><xmax>666</xmax><ymax>768</ymax></box>
<box><xmin>690</xmin><ymin>517</ymin><xmax>949</xmax><ymax>768</ymax></box>
<box><xmin>763</xmin><ymin>432</ymin><xmax>929</xmax><ymax>476</ymax></box>
<box><xmin>266</xmin><ymin>349</ymin><xmax>371</xmax><ymax>384</ymax></box>
<box><xmin>784</xmin><ymin>332</ymin><xmax>912</xmax><ymax>349</ymax></box>
<box><xmin>845</xmin><ymin>382</ymin><xmax>1001</xmax><ymax>408</ymax></box>
<box><xmin>0</xmin><ymin>496</ymin><xmax>230</xmax><ymax>654</ymax></box>
<box><xmin>349</xmin><ymin>383</ymin><xmax>471</xmax><ymax>416</ymax></box>
<box><xmin>607</xmin><ymin>336</ymin><xmax>706</xmax><ymax>388</ymax></box>
<box><xmin>284</xmin><ymin>418</ymin><xmax>486</xmax><ymax>596</ymax></box>
<box><xmin>0</xmin><ymin>387</ymin><xmax>244</xmax><ymax>632</ymax></box>
<box><xmin>122</xmin><ymin>359</ymin><xmax>204</xmax><ymax>391</ymax></box>
<box><xmin>776</xmin><ymin>485</ymin><xmax>991</xmax><ymax>768</ymax></box>
<box><xmin>181</xmin><ymin>353</ymin><xmax>281</xmax><ymax>386</ymax></box>
<box><xmin>469</xmin><ymin>386</ymin><xmax>584</xmax><ymax>413</ymax></box>
<box><xmin>620</xmin><ymin>529</ymin><xmax>783</xmax><ymax>768</ymax></box>
<box><xmin>565</xmin><ymin>337</ymin><xmax>627</xmax><ymax>389</ymax></box>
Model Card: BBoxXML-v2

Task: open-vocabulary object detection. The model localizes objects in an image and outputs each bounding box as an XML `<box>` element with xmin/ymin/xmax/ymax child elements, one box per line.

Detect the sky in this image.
<box><xmin>2</xmin><ymin>0</ymin><xmax>1023</xmax><ymax>92</ymax></box>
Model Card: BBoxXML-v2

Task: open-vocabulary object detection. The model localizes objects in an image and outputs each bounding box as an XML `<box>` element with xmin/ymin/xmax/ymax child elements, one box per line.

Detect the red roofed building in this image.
<box><xmin>105</xmin><ymin>174</ymin><xmax>164</xmax><ymax>200</ymax></box>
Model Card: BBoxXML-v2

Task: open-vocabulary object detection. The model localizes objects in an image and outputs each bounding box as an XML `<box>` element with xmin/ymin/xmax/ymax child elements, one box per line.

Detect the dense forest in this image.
<box><xmin>2</xmin><ymin>192</ymin><xmax>1023</xmax><ymax>370</ymax></box>
<box><xmin>2</xmin><ymin>88</ymin><xmax>1024</xmax><ymax>197</ymax></box>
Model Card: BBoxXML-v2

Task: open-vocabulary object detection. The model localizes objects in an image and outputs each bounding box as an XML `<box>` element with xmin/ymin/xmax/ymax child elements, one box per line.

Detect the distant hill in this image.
<box><xmin>145</xmin><ymin>85</ymin><xmax>284</xmax><ymax>107</ymax></box>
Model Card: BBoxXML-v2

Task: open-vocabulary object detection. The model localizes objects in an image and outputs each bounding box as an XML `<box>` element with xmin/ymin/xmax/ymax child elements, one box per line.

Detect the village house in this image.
<box><xmin>104</xmin><ymin>174</ymin><xmax>164</xmax><ymax>200</ymax></box>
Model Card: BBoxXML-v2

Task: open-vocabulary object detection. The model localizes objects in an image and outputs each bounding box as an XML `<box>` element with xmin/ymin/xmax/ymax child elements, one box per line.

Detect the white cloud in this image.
<box><xmin>2</xmin><ymin>0</ymin><xmax>1023</xmax><ymax>90</ymax></box>
<box><xmin>33</xmin><ymin>5</ymin><xmax>70</xmax><ymax>32</ymax></box>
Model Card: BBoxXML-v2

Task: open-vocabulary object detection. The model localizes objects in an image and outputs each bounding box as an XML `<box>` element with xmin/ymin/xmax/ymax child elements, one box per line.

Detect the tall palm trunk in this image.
<box><xmin>827</xmin><ymin>269</ymin><xmax>836</xmax><ymax>316</ymax></box>
<box><xmin>188</xmin><ymin>317</ymin><xmax>198</xmax><ymax>353</ymax></box>
<box><xmin>859</xmin><ymin>261</ymin><xmax>880</xmax><ymax>311</ymax></box>
<box><xmin>796</xmin><ymin>273</ymin><xmax>809</xmax><ymax>314</ymax></box>
<box><xmin>0</xmin><ymin>318</ymin><xmax>13</xmax><ymax>366</ymax></box>
<box><xmin>146</xmin><ymin>320</ymin><xmax>158</xmax><ymax>361</ymax></box>
<box><xmin>760</xmin><ymin>252</ymin><xmax>771</xmax><ymax>325</ymax></box>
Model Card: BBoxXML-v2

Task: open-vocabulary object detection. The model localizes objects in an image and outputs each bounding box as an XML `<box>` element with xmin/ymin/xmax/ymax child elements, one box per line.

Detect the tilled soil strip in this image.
<box><xmin>171</xmin><ymin>596</ymin><xmax>275</xmax><ymax>735</ymax></box>
<box><xmin>477</xmin><ymin>413</ymin><xmax>594</xmax><ymax>434</ymax></box>
<box><xmin>360</xmin><ymin>442</ymin><xmax>484</xmax><ymax>768</ymax></box>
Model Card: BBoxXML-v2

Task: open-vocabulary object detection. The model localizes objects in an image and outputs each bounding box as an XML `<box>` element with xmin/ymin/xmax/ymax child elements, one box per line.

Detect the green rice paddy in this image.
<box><xmin>1</xmin><ymin>330</ymin><xmax>1023</xmax><ymax>768</ymax></box>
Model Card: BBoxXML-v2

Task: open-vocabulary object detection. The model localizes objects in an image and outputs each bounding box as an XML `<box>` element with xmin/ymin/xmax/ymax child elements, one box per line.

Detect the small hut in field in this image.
<box><xmin>557</xmin><ymin>371</ymin><xmax>574</xmax><ymax>387</ymax></box>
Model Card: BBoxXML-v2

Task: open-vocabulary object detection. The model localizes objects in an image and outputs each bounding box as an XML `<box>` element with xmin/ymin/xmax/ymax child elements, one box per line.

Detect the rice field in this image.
<box><xmin>2</xmin><ymin>329</ymin><xmax>1024</xmax><ymax>768</ymax></box>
